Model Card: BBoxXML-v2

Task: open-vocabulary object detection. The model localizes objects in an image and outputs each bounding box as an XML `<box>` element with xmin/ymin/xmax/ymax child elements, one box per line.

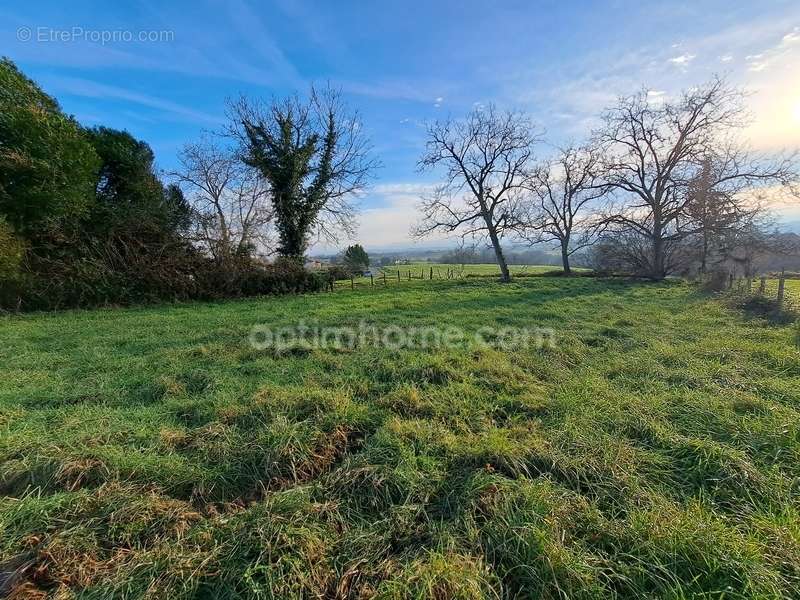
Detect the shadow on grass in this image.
<box><xmin>724</xmin><ymin>294</ymin><xmax>797</xmax><ymax>326</ymax></box>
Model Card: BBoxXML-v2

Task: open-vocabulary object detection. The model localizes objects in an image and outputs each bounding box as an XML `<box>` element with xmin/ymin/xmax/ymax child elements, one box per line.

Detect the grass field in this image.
<box><xmin>1</xmin><ymin>278</ymin><xmax>800</xmax><ymax>598</ymax></box>
<box><xmin>757</xmin><ymin>278</ymin><xmax>800</xmax><ymax>310</ymax></box>
<box><xmin>337</xmin><ymin>263</ymin><xmax>574</xmax><ymax>290</ymax></box>
<box><xmin>378</xmin><ymin>263</ymin><xmax>570</xmax><ymax>277</ymax></box>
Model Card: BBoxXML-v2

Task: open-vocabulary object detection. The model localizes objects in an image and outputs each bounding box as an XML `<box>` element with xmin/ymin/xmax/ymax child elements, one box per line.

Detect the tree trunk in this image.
<box><xmin>651</xmin><ymin>212</ymin><xmax>666</xmax><ymax>280</ymax></box>
<box><xmin>699</xmin><ymin>230</ymin><xmax>709</xmax><ymax>275</ymax></box>
<box><xmin>486</xmin><ymin>224</ymin><xmax>511</xmax><ymax>282</ymax></box>
<box><xmin>651</xmin><ymin>235</ymin><xmax>665</xmax><ymax>280</ymax></box>
<box><xmin>560</xmin><ymin>240</ymin><xmax>571</xmax><ymax>275</ymax></box>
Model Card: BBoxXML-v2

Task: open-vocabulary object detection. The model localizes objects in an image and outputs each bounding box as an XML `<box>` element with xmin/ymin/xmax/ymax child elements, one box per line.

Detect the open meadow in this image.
<box><xmin>1</xmin><ymin>277</ymin><xmax>799</xmax><ymax>598</ymax></box>
<box><xmin>377</xmin><ymin>263</ymin><xmax>570</xmax><ymax>277</ymax></box>
<box><xmin>336</xmin><ymin>264</ymin><xmax>581</xmax><ymax>290</ymax></box>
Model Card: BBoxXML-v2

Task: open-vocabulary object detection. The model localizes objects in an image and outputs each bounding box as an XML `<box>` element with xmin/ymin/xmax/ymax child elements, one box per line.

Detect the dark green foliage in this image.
<box><xmin>0</xmin><ymin>61</ymin><xmax>323</xmax><ymax>311</ymax></box>
<box><xmin>237</xmin><ymin>99</ymin><xmax>336</xmax><ymax>260</ymax></box>
<box><xmin>12</xmin><ymin>126</ymin><xmax>201</xmax><ymax>310</ymax></box>
<box><xmin>342</xmin><ymin>243</ymin><xmax>369</xmax><ymax>273</ymax></box>
<box><xmin>86</xmin><ymin>127</ymin><xmax>191</xmax><ymax>239</ymax></box>
<box><xmin>193</xmin><ymin>257</ymin><xmax>328</xmax><ymax>299</ymax></box>
<box><xmin>0</xmin><ymin>216</ymin><xmax>26</xmax><ymax>307</ymax></box>
<box><xmin>326</xmin><ymin>264</ymin><xmax>352</xmax><ymax>281</ymax></box>
<box><xmin>0</xmin><ymin>57</ymin><xmax>100</xmax><ymax>234</ymax></box>
<box><xmin>232</xmin><ymin>88</ymin><xmax>374</xmax><ymax>261</ymax></box>
<box><xmin>0</xmin><ymin>217</ymin><xmax>24</xmax><ymax>280</ymax></box>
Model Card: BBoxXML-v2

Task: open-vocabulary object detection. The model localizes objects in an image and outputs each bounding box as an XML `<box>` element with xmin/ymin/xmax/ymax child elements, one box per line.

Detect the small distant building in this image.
<box><xmin>304</xmin><ymin>258</ymin><xmax>329</xmax><ymax>270</ymax></box>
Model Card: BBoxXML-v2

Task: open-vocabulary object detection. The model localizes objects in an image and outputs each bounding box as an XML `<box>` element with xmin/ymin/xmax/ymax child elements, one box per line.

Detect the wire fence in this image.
<box><xmin>731</xmin><ymin>273</ymin><xmax>799</xmax><ymax>311</ymax></box>
<box><xmin>326</xmin><ymin>266</ymin><xmax>466</xmax><ymax>292</ymax></box>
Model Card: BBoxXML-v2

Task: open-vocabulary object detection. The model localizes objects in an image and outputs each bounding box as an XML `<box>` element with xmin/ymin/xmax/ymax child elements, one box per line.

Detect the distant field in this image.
<box><xmin>379</xmin><ymin>262</ymin><xmax>570</xmax><ymax>277</ymax></box>
<box><xmin>332</xmin><ymin>263</ymin><xmax>567</xmax><ymax>290</ymax></box>
<box><xmin>1</xmin><ymin>278</ymin><xmax>799</xmax><ymax>598</ymax></box>
<box><xmin>762</xmin><ymin>277</ymin><xmax>800</xmax><ymax>308</ymax></box>
<box><xmin>786</xmin><ymin>279</ymin><xmax>800</xmax><ymax>303</ymax></box>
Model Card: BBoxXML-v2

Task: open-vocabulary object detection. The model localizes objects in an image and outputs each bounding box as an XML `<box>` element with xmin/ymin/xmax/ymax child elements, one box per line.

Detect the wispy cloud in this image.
<box><xmin>340</xmin><ymin>79</ymin><xmax>453</xmax><ymax>104</ymax></box>
<box><xmin>47</xmin><ymin>76</ymin><xmax>223</xmax><ymax>125</ymax></box>
<box><xmin>782</xmin><ymin>27</ymin><xmax>800</xmax><ymax>44</ymax></box>
<box><xmin>667</xmin><ymin>53</ymin><xmax>696</xmax><ymax>66</ymax></box>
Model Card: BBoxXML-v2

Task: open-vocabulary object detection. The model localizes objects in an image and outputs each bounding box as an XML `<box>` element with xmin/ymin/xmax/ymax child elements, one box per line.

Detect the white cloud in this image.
<box><xmin>668</xmin><ymin>53</ymin><xmax>696</xmax><ymax>65</ymax></box>
<box><xmin>434</xmin><ymin>96</ymin><xmax>444</xmax><ymax>108</ymax></box>
<box><xmin>782</xmin><ymin>28</ymin><xmax>800</xmax><ymax>44</ymax></box>
<box><xmin>646</xmin><ymin>90</ymin><xmax>666</xmax><ymax>105</ymax></box>
<box><xmin>372</xmin><ymin>183</ymin><xmax>435</xmax><ymax>196</ymax></box>
<box><xmin>719</xmin><ymin>54</ymin><xmax>734</xmax><ymax>62</ymax></box>
<box><xmin>309</xmin><ymin>182</ymin><xmax>448</xmax><ymax>252</ymax></box>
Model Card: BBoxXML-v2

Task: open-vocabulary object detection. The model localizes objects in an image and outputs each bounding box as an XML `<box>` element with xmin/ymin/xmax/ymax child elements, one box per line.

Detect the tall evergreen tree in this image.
<box><xmin>342</xmin><ymin>243</ymin><xmax>369</xmax><ymax>273</ymax></box>
<box><xmin>0</xmin><ymin>58</ymin><xmax>100</xmax><ymax>234</ymax></box>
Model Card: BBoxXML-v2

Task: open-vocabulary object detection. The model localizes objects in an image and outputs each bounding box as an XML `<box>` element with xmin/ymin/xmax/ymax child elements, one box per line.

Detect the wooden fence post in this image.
<box><xmin>370</xmin><ymin>274</ymin><xmax>374</xmax><ymax>286</ymax></box>
<box><xmin>408</xmin><ymin>270</ymin><xmax>411</xmax><ymax>280</ymax></box>
<box><xmin>759</xmin><ymin>276</ymin><xmax>766</xmax><ymax>295</ymax></box>
<box><xmin>397</xmin><ymin>270</ymin><xmax>400</xmax><ymax>282</ymax></box>
<box><xmin>777</xmin><ymin>272</ymin><xmax>786</xmax><ymax>310</ymax></box>
<box><xmin>383</xmin><ymin>271</ymin><xmax>387</xmax><ymax>285</ymax></box>
<box><xmin>351</xmin><ymin>276</ymin><xmax>354</xmax><ymax>290</ymax></box>
<box><xmin>728</xmin><ymin>272</ymin><xmax>734</xmax><ymax>290</ymax></box>
<box><xmin>429</xmin><ymin>267</ymin><xmax>433</xmax><ymax>280</ymax></box>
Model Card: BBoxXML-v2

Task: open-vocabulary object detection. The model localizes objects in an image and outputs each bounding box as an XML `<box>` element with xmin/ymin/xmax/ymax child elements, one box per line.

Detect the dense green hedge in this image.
<box><xmin>3</xmin><ymin>254</ymin><xmax>327</xmax><ymax>312</ymax></box>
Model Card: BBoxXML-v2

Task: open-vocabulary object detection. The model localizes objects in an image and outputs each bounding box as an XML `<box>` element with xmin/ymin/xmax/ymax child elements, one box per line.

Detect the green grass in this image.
<box><xmin>379</xmin><ymin>262</ymin><xmax>581</xmax><ymax>277</ymax></box>
<box><xmin>754</xmin><ymin>278</ymin><xmax>800</xmax><ymax>311</ymax></box>
<box><xmin>337</xmin><ymin>263</ymin><xmax>576</xmax><ymax>290</ymax></box>
<box><xmin>1</xmin><ymin>278</ymin><xmax>799</xmax><ymax>598</ymax></box>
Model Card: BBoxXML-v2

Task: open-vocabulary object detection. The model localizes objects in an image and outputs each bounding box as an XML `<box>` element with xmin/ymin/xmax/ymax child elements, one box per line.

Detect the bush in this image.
<box><xmin>700</xmin><ymin>270</ymin><xmax>730</xmax><ymax>292</ymax></box>
<box><xmin>16</xmin><ymin>239</ymin><xmax>205</xmax><ymax>310</ymax></box>
<box><xmin>0</xmin><ymin>217</ymin><xmax>26</xmax><ymax>308</ymax></box>
<box><xmin>0</xmin><ymin>218</ymin><xmax>24</xmax><ymax>279</ymax></box>
<box><xmin>202</xmin><ymin>258</ymin><xmax>327</xmax><ymax>298</ymax></box>
<box><xmin>326</xmin><ymin>265</ymin><xmax>352</xmax><ymax>281</ymax></box>
<box><xmin>7</xmin><ymin>251</ymin><xmax>327</xmax><ymax>312</ymax></box>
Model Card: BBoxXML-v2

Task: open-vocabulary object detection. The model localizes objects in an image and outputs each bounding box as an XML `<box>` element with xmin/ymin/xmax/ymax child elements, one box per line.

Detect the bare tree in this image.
<box><xmin>596</xmin><ymin>77</ymin><xmax>798</xmax><ymax>279</ymax></box>
<box><xmin>520</xmin><ymin>144</ymin><xmax>608</xmax><ymax>274</ymax></box>
<box><xmin>228</xmin><ymin>85</ymin><xmax>377</xmax><ymax>261</ymax></box>
<box><xmin>414</xmin><ymin>105</ymin><xmax>541</xmax><ymax>282</ymax></box>
<box><xmin>171</xmin><ymin>135</ymin><xmax>273</xmax><ymax>263</ymax></box>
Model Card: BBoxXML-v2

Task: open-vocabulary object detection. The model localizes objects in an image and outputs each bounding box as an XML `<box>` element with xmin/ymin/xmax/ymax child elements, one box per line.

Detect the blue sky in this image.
<box><xmin>2</xmin><ymin>0</ymin><xmax>799</xmax><ymax>251</ymax></box>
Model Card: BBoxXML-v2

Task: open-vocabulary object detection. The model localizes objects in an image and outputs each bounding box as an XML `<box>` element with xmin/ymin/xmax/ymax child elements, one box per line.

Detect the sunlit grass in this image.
<box><xmin>0</xmin><ymin>278</ymin><xmax>798</xmax><ymax>598</ymax></box>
